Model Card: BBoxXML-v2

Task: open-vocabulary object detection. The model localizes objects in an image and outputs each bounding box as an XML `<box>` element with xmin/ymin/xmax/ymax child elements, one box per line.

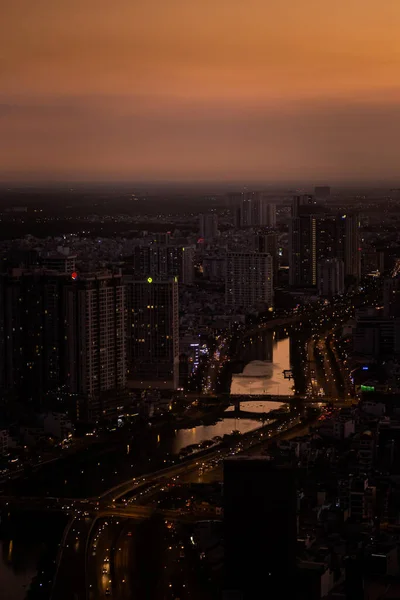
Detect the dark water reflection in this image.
<box><xmin>0</xmin><ymin>512</ymin><xmax>66</xmax><ymax>600</ymax></box>
<box><xmin>0</xmin><ymin>328</ymin><xmax>296</xmax><ymax>598</ymax></box>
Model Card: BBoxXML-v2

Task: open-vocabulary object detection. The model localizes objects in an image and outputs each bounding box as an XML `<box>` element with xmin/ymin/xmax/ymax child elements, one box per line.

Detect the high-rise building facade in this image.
<box><xmin>289</xmin><ymin>196</ymin><xmax>360</xmax><ymax>287</ymax></box>
<box><xmin>225</xmin><ymin>252</ymin><xmax>273</xmax><ymax>309</ymax></box>
<box><xmin>199</xmin><ymin>213</ymin><xmax>219</xmax><ymax>242</ymax></box>
<box><xmin>254</xmin><ymin>232</ymin><xmax>278</xmax><ymax>280</ymax></box>
<box><xmin>202</xmin><ymin>255</ymin><xmax>226</xmax><ymax>282</ymax></box>
<box><xmin>0</xmin><ymin>268</ymin><xmax>126</xmax><ymax>422</ymax></box>
<box><xmin>318</xmin><ymin>258</ymin><xmax>345</xmax><ymax>297</ymax></box>
<box><xmin>341</xmin><ymin>213</ymin><xmax>361</xmax><ymax>282</ymax></box>
<box><xmin>132</xmin><ymin>245</ymin><xmax>194</xmax><ymax>284</ymax></box>
<box><xmin>229</xmin><ymin>191</ymin><xmax>276</xmax><ymax>228</ymax></box>
<box><xmin>224</xmin><ymin>457</ymin><xmax>297</xmax><ymax>599</ymax></box>
<box><xmin>125</xmin><ymin>278</ymin><xmax>179</xmax><ymax>389</ymax></box>
<box><xmin>41</xmin><ymin>250</ymin><xmax>77</xmax><ymax>273</ymax></box>
<box><xmin>289</xmin><ymin>211</ymin><xmax>317</xmax><ymax>287</ymax></box>
<box><xmin>362</xmin><ymin>249</ymin><xmax>384</xmax><ymax>277</ymax></box>
<box><xmin>64</xmin><ymin>271</ymin><xmax>126</xmax><ymax>422</ymax></box>
<box><xmin>292</xmin><ymin>194</ymin><xmax>317</xmax><ymax>217</ymax></box>
<box><xmin>0</xmin><ymin>269</ymin><xmax>67</xmax><ymax>408</ymax></box>
<box><xmin>384</xmin><ymin>276</ymin><xmax>400</xmax><ymax>318</ymax></box>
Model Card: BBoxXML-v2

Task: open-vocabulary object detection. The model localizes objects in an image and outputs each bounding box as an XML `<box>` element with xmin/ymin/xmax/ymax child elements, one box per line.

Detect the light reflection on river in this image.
<box><xmin>172</xmin><ymin>419</ymin><xmax>268</xmax><ymax>454</ymax></box>
<box><xmin>231</xmin><ymin>336</ymin><xmax>293</xmax><ymax>396</ymax></box>
<box><xmin>225</xmin><ymin>401</ymin><xmax>283</xmax><ymax>413</ymax></box>
<box><xmin>0</xmin><ymin>532</ymin><xmax>50</xmax><ymax>600</ymax></box>
<box><xmin>173</xmin><ymin>333</ymin><xmax>292</xmax><ymax>453</ymax></box>
<box><xmin>0</xmin><ymin>539</ymin><xmax>37</xmax><ymax>600</ymax></box>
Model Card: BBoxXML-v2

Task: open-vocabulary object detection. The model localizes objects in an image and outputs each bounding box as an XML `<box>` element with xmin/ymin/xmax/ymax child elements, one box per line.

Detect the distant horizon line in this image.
<box><xmin>0</xmin><ymin>179</ymin><xmax>399</xmax><ymax>191</ymax></box>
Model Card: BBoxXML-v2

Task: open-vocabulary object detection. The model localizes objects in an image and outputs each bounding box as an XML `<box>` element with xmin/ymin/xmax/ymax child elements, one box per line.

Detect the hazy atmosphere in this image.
<box><xmin>1</xmin><ymin>0</ymin><xmax>400</xmax><ymax>182</ymax></box>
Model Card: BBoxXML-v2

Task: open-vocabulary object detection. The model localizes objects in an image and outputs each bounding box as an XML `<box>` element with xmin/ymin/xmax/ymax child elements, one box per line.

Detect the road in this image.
<box><xmin>48</xmin><ymin>412</ymin><xmax>304</xmax><ymax>599</ymax></box>
<box><xmin>316</xmin><ymin>333</ymin><xmax>338</xmax><ymax>398</ymax></box>
<box><xmin>51</xmin><ymin>516</ymin><xmax>91</xmax><ymax>600</ymax></box>
<box><xmin>181</xmin><ymin>419</ymin><xmax>312</xmax><ymax>485</ymax></box>
<box><xmin>86</xmin><ymin>515</ymin><xmax>201</xmax><ymax>600</ymax></box>
<box><xmin>328</xmin><ymin>332</ymin><xmax>353</xmax><ymax>400</ymax></box>
<box><xmin>86</xmin><ymin>519</ymin><xmax>135</xmax><ymax>600</ymax></box>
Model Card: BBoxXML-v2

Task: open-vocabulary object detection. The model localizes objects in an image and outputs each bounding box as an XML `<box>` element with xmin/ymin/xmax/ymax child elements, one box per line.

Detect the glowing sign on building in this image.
<box><xmin>361</xmin><ymin>385</ymin><xmax>375</xmax><ymax>392</ymax></box>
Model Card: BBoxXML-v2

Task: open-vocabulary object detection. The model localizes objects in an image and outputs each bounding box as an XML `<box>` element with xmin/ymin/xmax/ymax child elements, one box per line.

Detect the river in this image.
<box><xmin>172</xmin><ymin>329</ymin><xmax>293</xmax><ymax>453</ymax></box>
<box><xmin>0</xmin><ymin>329</ymin><xmax>294</xmax><ymax>598</ymax></box>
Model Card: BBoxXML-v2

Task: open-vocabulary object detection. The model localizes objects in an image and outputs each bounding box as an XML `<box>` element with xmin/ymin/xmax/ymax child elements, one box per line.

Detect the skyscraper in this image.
<box><xmin>289</xmin><ymin>210</ymin><xmax>317</xmax><ymax>287</ymax></box>
<box><xmin>384</xmin><ymin>276</ymin><xmax>400</xmax><ymax>317</ymax></box>
<box><xmin>199</xmin><ymin>213</ymin><xmax>219</xmax><ymax>242</ymax></box>
<box><xmin>341</xmin><ymin>213</ymin><xmax>361</xmax><ymax>282</ymax></box>
<box><xmin>64</xmin><ymin>271</ymin><xmax>126</xmax><ymax>422</ymax></box>
<box><xmin>225</xmin><ymin>252</ymin><xmax>273</xmax><ymax>309</ymax></box>
<box><xmin>362</xmin><ymin>249</ymin><xmax>384</xmax><ymax>277</ymax></box>
<box><xmin>318</xmin><ymin>258</ymin><xmax>345</xmax><ymax>297</ymax></box>
<box><xmin>132</xmin><ymin>245</ymin><xmax>194</xmax><ymax>284</ymax></box>
<box><xmin>292</xmin><ymin>194</ymin><xmax>316</xmax><ymax>217</ymax></box>
<box><xmin>254</xmin><ymin>232</ymin><xmax>278</xmax><ymax>280</ymax></box>
<box><xmin>41</xmin><ymin>249</ymin><xmax>77</xmax><ymax>273</ymax></box>
<box><xmin>229</xmin><ymin>191</ymin><xmax>276</xmax><ymax>228</ymax></box>
<box><xmin>0</xmin><ymin>268</ymin><xmax>126</xmax><ymax>422</ymax></box>
<box><xmin>224</xmin><ymin>457</ymin><xmax>297</xmax><ymax>599</ymax></box>
<box><xmin>289</xmin><ymin>196</ymin><xmax>360</xmax><ymax>287</ymax></box>
<box><xmin>0</xmin><ymin>268</ymin><xmax>67</xmax><ymax>408</ymax></box>
<box><xmin>125</xmin><ymin>277</ymin><xmax>179</xmax><ymax>389</ymax></box>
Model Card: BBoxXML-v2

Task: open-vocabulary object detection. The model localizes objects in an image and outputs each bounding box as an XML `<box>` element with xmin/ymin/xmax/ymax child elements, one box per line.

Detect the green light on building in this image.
<box><xmin>361</xmin><ymin>385</ymin><xmax>375</xmax><ymax>392</ymax></box>
<box><xmin>147</xmin><ymin>277</ymin><xmax>153</xmax><ymax>283</ymax></box>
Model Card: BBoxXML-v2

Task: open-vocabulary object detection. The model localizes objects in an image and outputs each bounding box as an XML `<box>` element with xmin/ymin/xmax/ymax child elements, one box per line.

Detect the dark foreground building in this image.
<box><xmin>224</xmin><ymin>456</ymin><xmax>297</xmax><ymax>599</ymax></box>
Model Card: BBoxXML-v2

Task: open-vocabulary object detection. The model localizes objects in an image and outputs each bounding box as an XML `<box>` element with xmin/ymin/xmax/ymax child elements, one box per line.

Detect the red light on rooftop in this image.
<box><xmin>71</xmin><ymin>272</ymin><xmax>78</xmax><ymax>280</ymax></box>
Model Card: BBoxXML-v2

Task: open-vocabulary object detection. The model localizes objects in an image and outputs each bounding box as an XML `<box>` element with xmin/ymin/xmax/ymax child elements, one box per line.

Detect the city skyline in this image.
<box><xmin>2</xmin><ymin>2</ymin><xmax>400</xmax><ymax>598</ymax></box>
<box><xmin>1</xmin><ymin>0</ymin><xmax>400</xmax><ymax>182</ymax></box>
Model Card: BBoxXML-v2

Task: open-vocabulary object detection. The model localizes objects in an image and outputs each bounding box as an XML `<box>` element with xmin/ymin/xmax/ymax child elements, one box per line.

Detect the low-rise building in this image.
<box><xmin>42</xmin><ymin>412</ymin><xmax>74</xmax><ymax>440</ymax></box>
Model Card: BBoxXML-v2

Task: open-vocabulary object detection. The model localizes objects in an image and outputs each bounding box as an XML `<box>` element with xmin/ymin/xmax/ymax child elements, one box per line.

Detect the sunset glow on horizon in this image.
<box><xmin>1</xmin><ymin>0</ymin><xmax>400</xmax><ymax>182</ymax></box>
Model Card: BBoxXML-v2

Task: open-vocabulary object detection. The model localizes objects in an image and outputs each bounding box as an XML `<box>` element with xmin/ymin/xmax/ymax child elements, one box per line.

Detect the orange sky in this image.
<box><xmin>1</xmin><ymin>0</ymin><xmax>400</xmax><ymax>182</ymax></box>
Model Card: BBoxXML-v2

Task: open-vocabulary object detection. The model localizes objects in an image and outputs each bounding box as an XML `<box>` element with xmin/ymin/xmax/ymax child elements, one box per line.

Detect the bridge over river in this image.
<box><xmin>227</xmin><ymin>393</ymin><xmax>334</xmax><ymax>405</ymax></box>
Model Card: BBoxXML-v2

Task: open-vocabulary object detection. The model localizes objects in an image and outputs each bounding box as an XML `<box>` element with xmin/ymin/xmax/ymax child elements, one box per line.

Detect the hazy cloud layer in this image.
<box><xmin>1</xmin><ymin>0</ymin><xmax>400</xmax><ymax>181</ymax></box>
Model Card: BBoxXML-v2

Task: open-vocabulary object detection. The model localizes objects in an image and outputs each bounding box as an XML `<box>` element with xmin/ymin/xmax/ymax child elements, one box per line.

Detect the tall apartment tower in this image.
<box><xmin>225</xmin><ymin>252</ymin><xmax>273</xmax><ymax>309</ymax></box>
<box><xmin>64</xmin><ymin>271</ymin><xmax>126</xmax><ymax>422</ymax></box>
<box><xmin>224</xmin><ymin>457</ymin><xmax>297</xmax><ymax>599</ymax></box>
<box><xmin>289</xmin><ymin>196</ymin><xmax>361</xmax><ymax>287</ymax></box>
<box><xmin>289</xmin><ymin>213</ymin><xmax>317</xmax><ymax>287</ymax></box>
<box><xmin>0</xmin><ymin>268</ymin><xmax>126</xmax><ymax>422</ymax></box>
<box><xmin>132</xmin><ymin>245</ymin><xmax>194</xmax><ymax>285</ymax></box>
<box><xmin>41</xmin><ymin>250</ymin><xmax>77</xmax><ymax>273</ymax></box>
<box><xmin>259</xmin><ymin>199</ymin><xmax>276</xmax><ymax>228</ymax></box>
<box><xmin>362</xmin><ymin>249</ymin><xmax>384</xmax><ymax>276</ymax></box>
<box><xmin>384</xmin><ymin>276</ymin><xmax>400</xmax><ymax>317</ymax></box>
<box><xmin>0</xmin><ymin>269</ymin><xmax>67</xmax><ymax>408</ymax></box>
<box><xmin>289</xmin><ymin>195</ymin><xmax>319</xmax><ymax>287</ymax></box>
<box><xmin>292</xmin><ymin>194</ymin><xmax>317</xmax><ymax>217</ymax></box>
<box><xmin>199</xmin><ymin>213</ymin><xmax>219</xmax><ymax>242</ymax></box>
<box><xmin>229</xmin><ymin>191</ymin><xmax>276</xmax><ymax>228</ymax></box>
<box><xmin>318</xmin><ymin>258</ymin><xmax>345</xmax><ymax>297</ymax></box>
<box><xmin>254</xmin><ymin>232</ymin><xmax>278</xmax><ymax>280</ymax></box>
<box><xmin>125</xmin><ymin>278</ymin><xmax>179</xmax><ymax>389</ymax></box>
<box><xmin>341</xmin><ymin>213</ymin><xmax>361</xmax><ymax>282</ymax></box>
